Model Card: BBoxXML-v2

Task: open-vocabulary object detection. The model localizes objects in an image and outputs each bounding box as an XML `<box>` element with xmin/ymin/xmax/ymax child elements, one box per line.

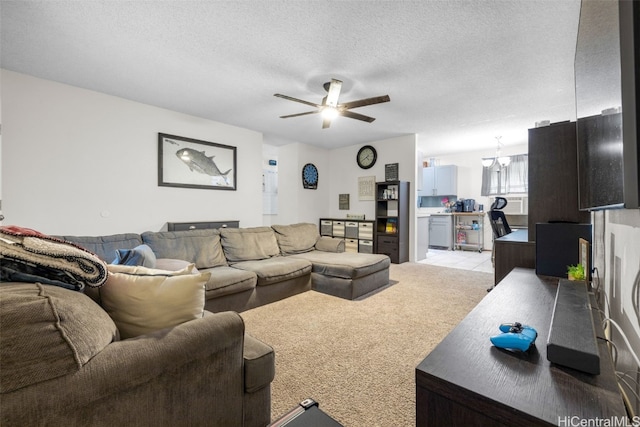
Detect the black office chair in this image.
<box><xmin>488</xmin><ymin>197</ymin><xmax>512</xmax><ymax>239</ymax></box>
<box><xmin>488</xmin><ymin>197</ymin><xmax>511</xmax><ymax>292</ymax></box>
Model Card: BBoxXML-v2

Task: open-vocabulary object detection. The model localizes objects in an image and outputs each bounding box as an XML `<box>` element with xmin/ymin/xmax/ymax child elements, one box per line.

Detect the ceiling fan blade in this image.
<box><xmin>322</xmin><ymin>117</ymin><xmax>332</xmax><ymax>129</ymax></box>
<box><xmin>324</xmin><ymin>79</ymin><xmax>342</xmax><ymax>108</ymax></box>
<box><xmin>340</xmin><ymin>110</ymin><xmax>376</xmax><ymax>123</ymax></box>
<box><xmin>279</xmin><ymin>110</ymin><xmax>320</xmax><ymax>119</ymax></box>
<box><xmin>339</xmin><ymin>95</ymin><xmax>390</xmax><ymax>110</ymax></box>
<box><xmin>274</xmin><ymin>94</ymin><xmax>321</xmax><ymax>108</ymax></box>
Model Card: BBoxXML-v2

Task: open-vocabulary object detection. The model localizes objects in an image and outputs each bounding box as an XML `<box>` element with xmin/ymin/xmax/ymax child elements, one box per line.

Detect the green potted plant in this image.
<box><xmin>567</xmin><ymin>264</ymin><xmax>586</xmax><ymax>281</ymax></box>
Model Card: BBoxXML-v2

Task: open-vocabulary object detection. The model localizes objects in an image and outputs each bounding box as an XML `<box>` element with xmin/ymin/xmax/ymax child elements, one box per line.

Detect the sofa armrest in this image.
<box><xmin>1</xmin><ymin>311</ymin><xmax>247</xmax><ymax>426</ymax></box>
<box><xmin>244</xmin><ymin>333</ymin><xmax>275</xmax><ymax>393</ymax></box>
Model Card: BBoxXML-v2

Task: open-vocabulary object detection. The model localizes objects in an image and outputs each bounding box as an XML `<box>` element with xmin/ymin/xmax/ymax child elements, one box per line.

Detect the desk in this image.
<box><xmin>415</xmin><ymin>268</ymin><xmax>626</xmax><ymax>426</ymax></box>
<box><xmin>494</xmin><ymin>229</ymin><xmax>535</xmax><ymax>285</ymax></box>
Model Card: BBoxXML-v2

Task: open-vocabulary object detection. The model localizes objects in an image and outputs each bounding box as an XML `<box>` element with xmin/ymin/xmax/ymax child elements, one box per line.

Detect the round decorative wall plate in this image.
<box><xmin>302</xmin><ymin>163</ymin><xmax>318</xmax><ymax>189</ymax></box>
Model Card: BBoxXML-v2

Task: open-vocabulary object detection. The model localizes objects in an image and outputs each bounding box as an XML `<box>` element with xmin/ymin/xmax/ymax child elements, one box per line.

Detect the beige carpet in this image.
<box><xmin>240</xmin><ymin>262</ymin><xmax>492</xmax><ymax>426</ymax></box>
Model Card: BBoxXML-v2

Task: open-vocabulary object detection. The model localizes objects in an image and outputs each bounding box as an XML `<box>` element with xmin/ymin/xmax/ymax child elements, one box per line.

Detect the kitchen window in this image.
<box><xmin>481</xmin><ymin>154</ymin><xmax>528</xmax><ymax>196</ymax></box>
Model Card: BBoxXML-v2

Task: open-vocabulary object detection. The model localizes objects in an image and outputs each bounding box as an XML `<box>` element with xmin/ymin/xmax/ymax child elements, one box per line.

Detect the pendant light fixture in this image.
<box><xmin>482</xmin><ymin>137</ymin><xmax>511</xmax><ymax>167</ymax></box>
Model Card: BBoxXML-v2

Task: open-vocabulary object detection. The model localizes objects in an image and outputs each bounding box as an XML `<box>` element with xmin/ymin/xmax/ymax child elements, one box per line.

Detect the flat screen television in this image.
<box><xmin>575</xmin><ymin>0</ymin><xmax>639</xmax><ymax>210</ymax></box>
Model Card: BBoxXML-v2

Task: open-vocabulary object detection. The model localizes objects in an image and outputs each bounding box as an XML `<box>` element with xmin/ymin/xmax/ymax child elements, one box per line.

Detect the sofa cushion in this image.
<box><xmin>271</xmin><ymin>223</ymin><xmax>319</xmax><ymax>255</ymax></box>
<box><xmin>289</xmin><ymin>251</ymin><xmax>390</xmax><ymax>279</ymax></box>
<box><xmin>112</xmin><ymin>244</ymin><xmax>157</xmax><ymax>268</ymax></box>
<box><xmin>315</xmin><ymin>236</ymin><xmax>345</xmax><ymax>253</ymax></box>
<box><xmin>60</xmin><ymin>233</ymin><xmax>143</xmax><ymax>262</ymax></box>
<box><xmin>220</xmin><ymin>227</ymin><xmax>280</xmax><ymax>263</ymax></box>
<box><xmin>231</xmin><ymin>257</ymin><xmax>312</xmax><ymax>286</ymax></box>
<box><xmin>141</xmin><ymin>229</ymin><xmax>227</xmax><ymax>269</ymax></box>
<box><xmin>0</xmin><ymin>282</ymin><xmax>118</xmax><ymax>393</ymax></box>
<box><xmin>199</xmin><ymin>266</ymin><xmax>257</xmax><ymax>298</ymax></box>
<box><xmin>99</xmin><ymin>268</ymin><xmax>210</xmax><ymax>339</ymax></box>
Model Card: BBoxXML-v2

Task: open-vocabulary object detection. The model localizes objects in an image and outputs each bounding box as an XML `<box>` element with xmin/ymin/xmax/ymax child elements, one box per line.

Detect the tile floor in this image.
<box><xmin>418</xmin><ymin>248</ymin><xmax>494</xmax><ymax>274</ymax></box>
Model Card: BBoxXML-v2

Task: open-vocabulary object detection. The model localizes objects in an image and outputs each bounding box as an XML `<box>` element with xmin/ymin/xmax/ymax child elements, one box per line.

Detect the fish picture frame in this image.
<box><xmin>158</xmin><ymin>133</ymin><xmax>237</xmax><ymax>190</ymax></box>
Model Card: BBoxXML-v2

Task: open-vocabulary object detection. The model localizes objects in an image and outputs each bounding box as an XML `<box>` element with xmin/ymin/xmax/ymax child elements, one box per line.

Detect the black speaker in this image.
<box><xmin>547</xmin><ymin>279</ymin><xmax>600</xmax><ymax>374</ymax></box>
<box><xmin>535</xmin><ymin>223</ymin><xmax>592</xmax><ymax>278</ymax></box>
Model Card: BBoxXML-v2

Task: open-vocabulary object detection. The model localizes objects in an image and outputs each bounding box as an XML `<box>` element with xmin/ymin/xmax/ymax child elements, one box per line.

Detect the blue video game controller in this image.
<box><xmin>490</xmin><ymin>322</ymin><xmax>538</xmax><ymax>352</ymax></box>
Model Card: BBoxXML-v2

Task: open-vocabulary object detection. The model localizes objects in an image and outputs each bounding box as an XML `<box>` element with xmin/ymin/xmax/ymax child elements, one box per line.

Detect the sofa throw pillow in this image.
<box><xmin>154</xmin><ymin>258</ymin><xmax>197</xmax><ymax>272</ymax></box>
<box><xmin>315</xmin><ymin>236</ymin><xmax>346</xmax><ymax>253</ymax></box>
<box><xmin>99</xmin><ymin>270</ymin><xmax>210</xmax><ymax>339</ymax></box>
<box><xmin>106</xmin><ymin>263</ymin><xmax>195</xmax><ymax>275</ymax></box>
<box><xmin>0</xmin><ymin>282</ymin><xmax>118</xmax><ymax>393</ymax></box>
<box><xmin>141</xmin><ymin>229</ymin><xmax>227</xmax><ymax>269</ymax></box>
<box><xmin>271</xmin><ymin>223</ymin><xmax>319</xmax><ymax>255</ymax></box>
<box><xmin>220</xmin><ymin>227</ymin><xmax>280</xmax><ymax>263</ymax></box>
<box><xmin>111</xmin><ymin>244</ymin><xmax>157</xmax><ymax>268</ymax></box>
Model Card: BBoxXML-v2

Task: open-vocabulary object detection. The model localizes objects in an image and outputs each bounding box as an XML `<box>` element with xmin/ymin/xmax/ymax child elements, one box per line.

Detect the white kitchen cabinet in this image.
<box><xmin>428</xmin><ymin>214</ymin><xmax>453</xmax><ymax>249</ymax></box>
<box><xmin>421</xmin><ymin>165</ymin><xmax>457</xmax><ymax>196</ymax></box>
<box><xmin>417</xmin><ymin>216</ymin><xmax>429</xmax><ymax>261</ymax></box>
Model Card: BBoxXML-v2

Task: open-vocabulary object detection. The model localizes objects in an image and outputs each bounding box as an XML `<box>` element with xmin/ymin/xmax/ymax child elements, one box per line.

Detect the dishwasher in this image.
<box><xmin>429</xmin><ymin>215</ymin><xmax>453</xmax><ymax>249</ymax></box>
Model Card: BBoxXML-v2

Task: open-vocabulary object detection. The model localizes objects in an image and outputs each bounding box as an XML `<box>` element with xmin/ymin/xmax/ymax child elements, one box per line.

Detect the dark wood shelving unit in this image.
<box><xmin>375</xmin><ymin>180</ymin><xmax>409</xmax><ymax>263</ymax></box>
<box><xmin>166</xmin><ymin>220</ymin><xmax>239</xmax><ymax>231</ymax></box>
<box><xmin>528</xmin><ymin>121</ymin><xmax>590</xmax><ymax>241</ymax></box>
<box><xmin>494</xmin><ymin>120</ymin><xmax>592</xmax><ymax>285</ymax></box>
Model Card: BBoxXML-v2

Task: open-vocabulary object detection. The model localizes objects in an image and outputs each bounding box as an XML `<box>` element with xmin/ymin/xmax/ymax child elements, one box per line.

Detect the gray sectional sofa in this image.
<box><xmin>0</xmin><ymin>223</ymin><xmax>390</xmax><ymax>426</ymax></box>
<box><xmin>63</xmin><ymin>222</ymin><xmax>391</xmax><ymax>312</ymax></box>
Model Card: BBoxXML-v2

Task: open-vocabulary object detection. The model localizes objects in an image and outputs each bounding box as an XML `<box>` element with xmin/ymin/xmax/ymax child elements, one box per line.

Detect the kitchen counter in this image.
<box><xmin>417</xmin><ymin>208</ymin><xmax>451</xmax><ymax>217</ymax></box>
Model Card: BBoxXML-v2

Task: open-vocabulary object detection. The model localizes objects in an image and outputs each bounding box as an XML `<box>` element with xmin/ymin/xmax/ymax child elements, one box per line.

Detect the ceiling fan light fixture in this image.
<box><xmin>274</xmin><ymin>78</ymin><xmax>390</xmax><ymax>128</ymax></box>
<box><xmin>321</xmin><ymin>106</ymin><xmax>339</xmax><ymax>120</ymax></box>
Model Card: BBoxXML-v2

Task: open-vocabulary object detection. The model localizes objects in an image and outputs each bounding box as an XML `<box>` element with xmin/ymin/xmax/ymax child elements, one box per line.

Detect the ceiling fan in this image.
<box><xmin>274</xmin><ymin>78</ymin><xmax>390</xmax><ymax>129</ymax></box>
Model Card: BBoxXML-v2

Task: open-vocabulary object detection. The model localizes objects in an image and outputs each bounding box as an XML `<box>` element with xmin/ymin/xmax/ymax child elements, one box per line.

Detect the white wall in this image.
<box><xmin>262</xmin><ymin>135</ymin><xmax>419</xmax><ymax>259</ymax></box>
<box><xmin>2</xmin><ymin>70</ymin><xmax>264</xmax><ymax>235</ymax></box>
<box><xmin>594</xmin><ymin>208</ymin><xmax>640</xmax><ymax>412</ymax></box>
<box><xmin>328</xmin><ymin>134</ymin><xmax>418</xmax><ymax>260</ymax></box>
<box><xmin>266</xmin><ymin>142</ymin><xmax>331</xmax><ymax>226</ymax></box>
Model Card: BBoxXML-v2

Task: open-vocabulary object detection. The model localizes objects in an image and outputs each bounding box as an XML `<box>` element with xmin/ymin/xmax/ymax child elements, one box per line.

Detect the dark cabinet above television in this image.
<box><xmin>528</xmin><ymin>121</ymin><xmax>590</xmax><ymax>242</ymax></box>
<box><xmin>577</xmin><ymin>113</ymin><xmax>624</xmax><ymax>210</ymax></box>
<box><xmin>574</xmin><ymin>0</ymin><xmax>639</xmax><ymax>210</ymax></box>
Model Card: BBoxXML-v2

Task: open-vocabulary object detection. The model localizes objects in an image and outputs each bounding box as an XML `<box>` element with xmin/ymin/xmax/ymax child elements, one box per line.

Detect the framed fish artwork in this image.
<box><xmin>158</xmin><ymin>133</ymin><xmax>237</xmax><ymax>190</ymax></box>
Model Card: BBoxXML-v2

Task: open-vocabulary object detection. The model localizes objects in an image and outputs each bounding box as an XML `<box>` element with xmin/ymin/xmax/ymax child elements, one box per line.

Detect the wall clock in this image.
<box><xmin>357</xmin><ymin>145</ymin><xmax>377</xmax><ymax>169</ymax></box>
<box><xmin>302</xmin><ymin>163</ymin><xmax>318</xmax><ymax>189</ymax></box>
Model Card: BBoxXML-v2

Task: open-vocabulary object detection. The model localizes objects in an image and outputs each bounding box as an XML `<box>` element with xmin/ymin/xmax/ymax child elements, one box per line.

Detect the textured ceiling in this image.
<box><xmin>0</xmin><ymin>0</ymin><xmax>581</xmax><ymax>155</ymax></box>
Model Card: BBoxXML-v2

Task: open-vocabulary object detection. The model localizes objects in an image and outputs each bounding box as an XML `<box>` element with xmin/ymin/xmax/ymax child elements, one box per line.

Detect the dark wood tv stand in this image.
<box><xmin>415</xmin><ymin>268</ymin><xmax>626</xmax><ymax>426</ymax></box>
